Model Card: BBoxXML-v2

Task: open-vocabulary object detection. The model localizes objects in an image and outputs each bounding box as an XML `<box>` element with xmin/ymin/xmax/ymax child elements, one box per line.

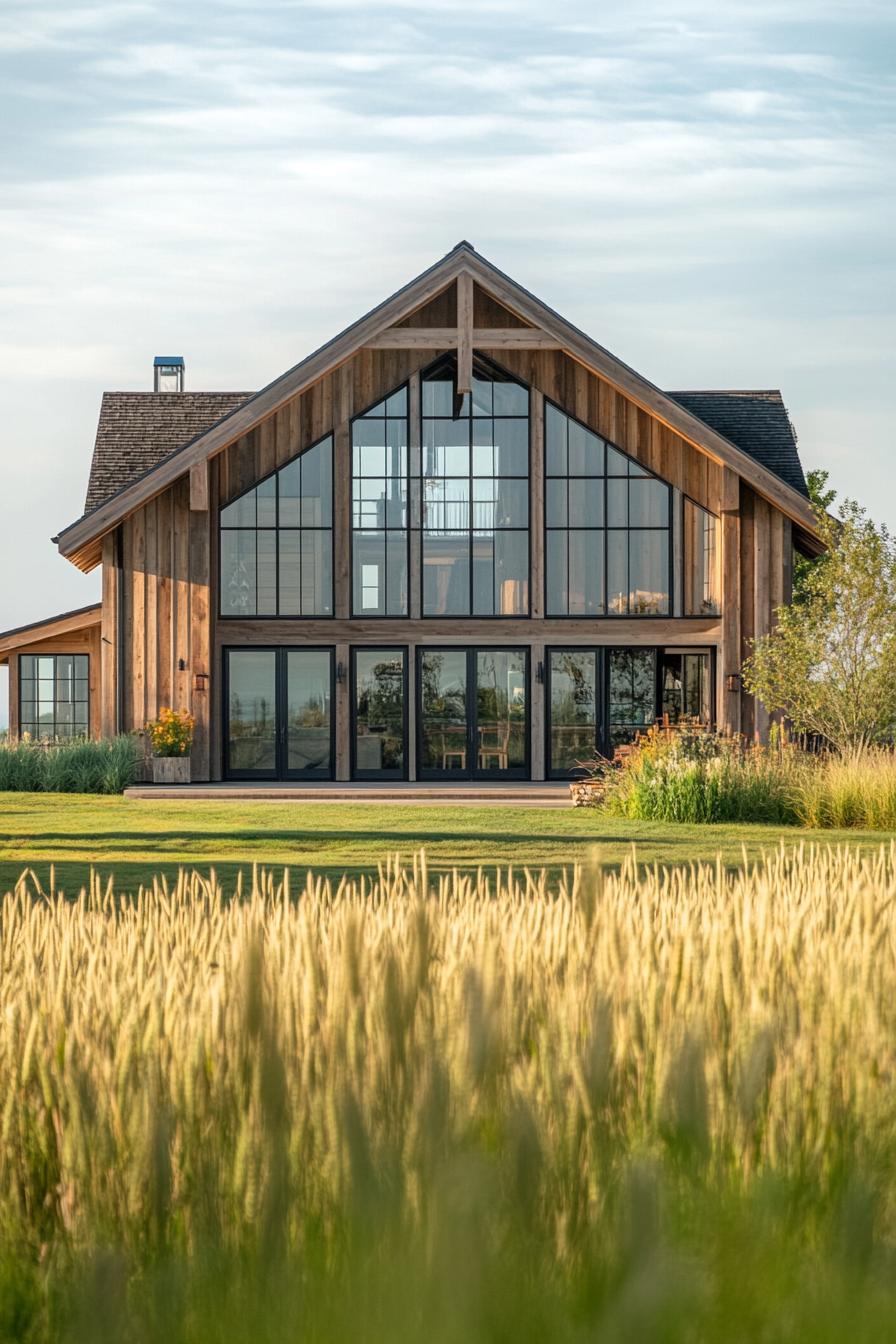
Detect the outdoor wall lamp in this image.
<box><xmin>726</xmin><ymin>672</ymin><xmax>742</xmax><ymax>693</ymax></box>
<box><xmin>336</xmin><ymin>661</ymin><xmax>346</xmax><ymax>685</ymax></box>
<box><xmin>193</xmin><ymin>671</ymin><xmax>209</xmax><ymax>693</ymax></box>
<box><xmin>536</xmin><ymin>660</ymin><xmax>545</xmax><ymax>684</ymax></box>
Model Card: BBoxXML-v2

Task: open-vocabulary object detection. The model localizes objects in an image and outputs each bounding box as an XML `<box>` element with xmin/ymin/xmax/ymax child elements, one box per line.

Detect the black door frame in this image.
<box><xmin>416</xmin><ymin>645</ymin><xmax>531</xmax><ymax>781</ymax></box>
<box><xmin>222</xmin><ymin>646</ymin><xmax>335</xmax><ymax>781</ymax></box>
<box><xmin>350</xmin><ymin>646</ymin><xmax>409</xmax><ymax>781</ymax></box>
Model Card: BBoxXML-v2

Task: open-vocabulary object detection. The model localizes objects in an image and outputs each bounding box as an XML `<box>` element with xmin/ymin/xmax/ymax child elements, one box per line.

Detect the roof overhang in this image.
<box><xmin>0</xmin><ymin>603</ymin><xmax>102</xmax><ymax>663</ymax></box>
<box><xmin>54</xmin><ymin>241</ymin><xmax>822</xmax><ymax>571</ymax></box>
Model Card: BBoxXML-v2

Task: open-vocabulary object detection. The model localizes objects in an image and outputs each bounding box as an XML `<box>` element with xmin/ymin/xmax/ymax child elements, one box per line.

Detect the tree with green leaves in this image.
<box><xmin>743</xmin><ymin>497</ymin><xmax>896</xmax><ymax>754</ymax></box>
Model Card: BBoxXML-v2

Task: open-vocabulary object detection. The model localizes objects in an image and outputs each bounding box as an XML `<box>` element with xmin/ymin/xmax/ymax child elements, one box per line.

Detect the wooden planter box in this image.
<box><xmin>569</xmin><ymin>779</ymin><xmax>603</xmax><ymax>807</ymax></box>
<box><xmin>151</xmin><ymin>755</ymin><xmax>191</xmax><ymax>786</ymax></box>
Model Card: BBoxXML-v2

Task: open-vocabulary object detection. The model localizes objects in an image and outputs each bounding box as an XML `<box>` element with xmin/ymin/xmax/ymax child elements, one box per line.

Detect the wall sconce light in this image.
<box><xmin>726</xmin><ymin>672</ymin><xmax>742</xmax><ymax>693</ymax></box>
<box><xmin>193</xmin><ymin>671</ymin><xmax>209</xmax><ymax>693</ymax></box>
<box><xmin>336</xmin><ymin>661</ymin><xmax>346</xmax><ymax>685</ymax></box>
<box><xmin>536</xmin><ymin>660</ymin><xmax>545</xmax><ymax>684</ymax></box>
<box><xmin>178</xmin><ymin>658</ymin><xmax>187</xmax><ymax>672</ymax></box>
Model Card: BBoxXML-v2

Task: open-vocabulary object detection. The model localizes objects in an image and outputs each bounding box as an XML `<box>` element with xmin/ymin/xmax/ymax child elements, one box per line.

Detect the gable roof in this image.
<box><xmin>55</xmin><ymin>241</ymin><xmax>822</xmax><ymax>569</ymax></box>
<box><xmin>668</xmin><ymin>391</ymin><xmax>808</xmax><ymax>498</ymax></box>
<box><xmin>86</xmin><ymin>391</ymin><xmax>251</xmax><ymax>513</ymax></box>
<box><xmin>0</xmin><ymin>603</ymin><xmax>102</xmax><ymax>662</ymax></box>
<box><xmin>84</xmin><ymin>388</ymin><xmax>810</xmax><ymax>519</ymax></box>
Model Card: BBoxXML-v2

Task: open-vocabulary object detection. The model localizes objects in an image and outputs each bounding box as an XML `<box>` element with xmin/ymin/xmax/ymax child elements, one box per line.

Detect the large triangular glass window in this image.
<box><xmin>219</xmin><ymin>434</ymin><xmax>333</xmax><ymax>617</ymax></box>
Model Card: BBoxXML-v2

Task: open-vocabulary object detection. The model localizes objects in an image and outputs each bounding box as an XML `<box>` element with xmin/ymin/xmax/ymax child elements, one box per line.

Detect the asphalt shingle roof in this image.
<box><xmin>83</xmin><ymin>386</ymin><xmax>808</xmax><ymax>517</ymax></box>
<box><xmin>667</xmin><ymin>389</ymin><xmax>808</xmax><ymax>498</ymax></box>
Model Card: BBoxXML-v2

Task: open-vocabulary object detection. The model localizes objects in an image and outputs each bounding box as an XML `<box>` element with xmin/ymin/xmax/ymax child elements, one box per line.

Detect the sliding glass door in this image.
<box><xmin>224</xmin><ymin>648</ymin><xmax>334</xmax><ymax>780</ymax></box>
<box><xmin>547</xmin><ymin>649</ymin><xmax>600</xmax><ymax>777</ymax></box>
<box><xmin>417</xmin><ymin>648</ymin><xmax>529</xmax><ymax>780</ymax></box>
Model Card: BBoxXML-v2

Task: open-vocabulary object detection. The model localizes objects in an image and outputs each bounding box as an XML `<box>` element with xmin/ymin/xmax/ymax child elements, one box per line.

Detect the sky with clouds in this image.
<box><xmin>1</xmin><ymin>0</ymin><xmax>894</xmax><ymax>721</ymax></box>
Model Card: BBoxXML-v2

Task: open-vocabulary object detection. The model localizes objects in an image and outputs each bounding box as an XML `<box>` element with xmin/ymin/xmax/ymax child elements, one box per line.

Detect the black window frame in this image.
<box><xmin>544</xmin><ymin>398</ymin><xmax>674</xmax><ymax>619</ymax></box>
<box><xmin>222</xmin><ymin>645</ymin><xmax>336</xmax><ymax>781</ymax></box>
<box><xmin>218</xmin><ymin>432</ymin><xmax>335</xmax><ymax>621</ymax></box>
<box><xmin>419</xmin><ymin>353</ymin><xmax>532</xmax><ymax>620</ymax></box>
<box><xmin>19</xmin><ymin>652</ymin><xmax>90</xmax><ymax>741</ymax></box>
<box><xmin>350</xmin><ymin>384</ymin><xmax>411</xmax><ymax>619</ymax></box>
<box><xmin>416</xmin><ymin>645</ymin><xmax>531</xmax><ymax>780</ymax></box>
<box><xmin>350</xmin><ymin>646</ymin><xmax>409</xmax><ymax>781</ymax></box>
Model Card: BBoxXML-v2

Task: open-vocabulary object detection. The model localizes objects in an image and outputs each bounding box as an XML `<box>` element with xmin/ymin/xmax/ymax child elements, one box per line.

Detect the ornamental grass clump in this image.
<box><xmin>0</xmin><ymin>735</ymin><xmax>140</xmax><ymax>794</ymax></box>
<box><xmin>145</xmin><ymin>707</ymin><xmax>194</xmax><ymax>757</ymax></box>
<box><xmin>599</xmin><ymin>723</ymin><xmax>802</xmax><ymax>824</ymax></box>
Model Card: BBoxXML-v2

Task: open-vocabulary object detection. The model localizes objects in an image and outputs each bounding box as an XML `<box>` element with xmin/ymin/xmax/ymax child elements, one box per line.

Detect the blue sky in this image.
<box><xmin>1</xmin><ymin>0</ymin><xmax>894</xmax><ymax>720</ymax></box>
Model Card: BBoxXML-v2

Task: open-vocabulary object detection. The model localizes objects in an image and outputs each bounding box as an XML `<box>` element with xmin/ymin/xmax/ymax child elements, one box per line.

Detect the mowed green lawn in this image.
<box><xmin>0</xmin><ymin>792</ymin><xmax>893</xmax><ymax>895</ymax></box>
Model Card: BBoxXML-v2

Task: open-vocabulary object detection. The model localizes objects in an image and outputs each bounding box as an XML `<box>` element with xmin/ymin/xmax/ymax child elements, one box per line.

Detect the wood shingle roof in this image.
<box><xmin>83</xmin><ymin>386</ymin><xmax>809</xmax><ymax>516</ymax></box>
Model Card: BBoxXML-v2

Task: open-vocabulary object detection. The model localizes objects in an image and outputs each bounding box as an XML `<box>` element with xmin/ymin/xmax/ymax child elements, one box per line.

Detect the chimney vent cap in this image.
<box><xmin>153</xmin><ymin>355</ymin><xmax>184</xmax><ymax>366</ymax></box>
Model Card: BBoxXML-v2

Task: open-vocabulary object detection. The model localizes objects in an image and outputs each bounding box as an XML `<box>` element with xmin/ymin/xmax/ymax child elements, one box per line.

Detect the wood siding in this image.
<box><xmin>97</xmin><ymin>301</ymin><xmax>797</xmax><ymax>777</ymax></box>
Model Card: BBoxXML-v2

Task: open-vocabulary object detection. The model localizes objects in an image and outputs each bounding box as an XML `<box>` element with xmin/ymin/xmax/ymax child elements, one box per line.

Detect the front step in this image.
<box><xmin>125</xmin><ymin>781</ymin><xmax>571</xmax><ymax>806</ymax></box>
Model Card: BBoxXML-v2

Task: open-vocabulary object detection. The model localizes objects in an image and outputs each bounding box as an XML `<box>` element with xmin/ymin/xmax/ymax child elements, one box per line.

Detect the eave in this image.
<box><xmin>54</xmin><ymin>241</ymin><xmax>822</xmax><ymax>572</ymax></box>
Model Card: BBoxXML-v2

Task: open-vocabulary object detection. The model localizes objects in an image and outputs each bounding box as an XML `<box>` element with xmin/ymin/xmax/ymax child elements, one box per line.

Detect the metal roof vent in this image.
<box><xmin>153</xmin><ymin>355</ymin><xmax>184</xmax><ymax>392</ymax></box>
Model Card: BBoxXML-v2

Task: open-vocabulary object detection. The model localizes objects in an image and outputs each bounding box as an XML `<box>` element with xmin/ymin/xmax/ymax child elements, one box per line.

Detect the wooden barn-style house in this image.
<box><xmin>0</xmin><ymin>243</ymin><xmax>821</xmax><ymax>783</ymax></box>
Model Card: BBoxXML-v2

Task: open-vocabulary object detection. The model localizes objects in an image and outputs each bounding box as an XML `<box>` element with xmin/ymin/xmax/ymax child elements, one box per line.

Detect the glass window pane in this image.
<box><xmin>568</xmin><ymin>420</ymin><xmax>603</xmax><ymax>476</ymax></box>
<box><xmin>285</xmin><ymin>650</ymin><xmax>332</xmax><ymax>776</ymax></box>
<box><xmin>684</xmin><ymin>500</ymin><xmax>720</xmax><ymax>615</ymax></box>
<box><xmin>354</xmin><ymin>650</ymin><xmax>405</xmax><ymax>777</ymax></box>
<box><xmin>422</xmin><ymin>375</ymin><xmax>454</xmax><ymax>418</ymax></box>
<box><xmin>474</xmin><ymin>478</ymin><xmax>528</xmax><ymax>529</ymax></box>
<box><xmin>629</xmin><ymin>531</ymin><xmax>669</xmax><ymax>614</ymax></box>
<box><xmin>20</xmin><ymin>656</ymin><xmax>36</xmax><ymax>681</ymax></box>
<box><xmin>472</xmin><ymin>421</ymin><xmax>495</xmax><ymax>476</ymax></box>
<box><xmin>385</xmin><ymin>387</ymin><xmax>407</xmax><ymax>416</ymax></box>
<box><xmin>546</xmin><ymin>478</ymin><xmax>567</xmax><ymax>528</ymax></box>
<box><xmin>256</xmin><ymin>477</ymin><xmax>277</xmax><ymax>528</ymax></box>
<box><xmin>354</xmin><ymin>532</ymin><xmax>386</xmax><ymax>613</ymax></box>
<box><xmin>609</xmin><ymin>649</ymin><xmax>656</xmax><ymax>746</ymax></box>
<box><xmin>221</xmin><ymin>530</ymin><xmax>257</xmax><ymax>615</ymax></box>
<box><xmin>606</xmin><ymin>446</ymin><xmax>629</xmax><ymax>475</ymax></box>
<box><xmin>546</xmin><ymin>530</ymin><xmax>568</xmax><ymax>616</ymax></box>
<box><xmin>278</xmin><ymin>531</ymin><xmax>301</xmax><ymax>616</ymax></box>
<box><xmin>607</xmin><ymin>531</ymin><xmax>628</xmax><ymax>614</ymax></box>
<box><xmin>419</xmin><ymin>650</ymin><xmax>468</xmax><ymax>774</ymax></box>
<box><xmin>545</xmin><ymin>404</ymin><xmax>567</xmax><ymax>476</ymax></box>
<box><xmin>227</xmin><ymin>651</ymin><xmax>277</xmax><ymax>773</ymax></box>
<box><xmin>549</xmin><ymin>651</ymin><xmax>598</xmax><ymax>775</ymax></box>
<box><xmin>568</xmin><ymin>478</ymin><xmax>603</xmax><ymax>529</ymax></box>
<box><xmin>476</xmin><ymin>650</ymin><xmax>527</xmax><ymax>772</ymax></box>
<box><xmin>629</xmin><ymin>479</ymin><xmax>669</xmax><ymax>528</ymax></box>
<box><xmin>606</xmin><ymin>479</ymin><xmax>628</xmax><ymax>527</ymax></box>
<box><xmin>495</xmin><ymin>531</ymin><xmax>529</xmax><ymax>615</ymax></box>
<box><xmin>301</xmin><ymin>530</ymin><xmax>333</xmax><ymax>615</ymax></box>
<box><xmin>256</xmin><ymin>530</ymin><xmax>277</xmax><ymax>615</ymax></box>
<box><xmin>493</xmin><ymin>379</ymin><xmax>528</xmax><ymax>416</ymax></box>
<box><xmin>684</xmin><ymin>654</ymin><xmax>712</xmax><ymax>723</ymax></box>
<box><xmin>423</xmin><ymin>419</ymin><xmax>470</xmax><ymax>476</ymax></box>
<box><xmin>492</xmin><ymin>419</ymin><xmax>528</xmax><ymax>476</ymax></box>
<box><xmin>221</xmin><ymin>488</ymin><xmax>256</xmax><ymax>528</ymax></box>
<box><xmin>568</xmin><ymin>530</ymin><xmax>603</xmax><ymax>616</ymax></box>
<box><xmin>385</xmin><ymin>533</ymin><xmax>408</xmax><ymax>616</ymax></box>
<box><xmin>300</xmin><ymin>439</ymin><xmax>332</xmax><ymax>527</ymax></box>
<box><xmin>472</xmin><ymin>532</ymin><xmax>495</xmax><ymax>616</ymax></box>
<box><xmin>423</xmin><ymin>531</ymin><xmax>469</xmax><ymax>616</ymax></box>
<box><xmin>471</xmin><ymin>376</ymin><xmax>493</xmax><ymax>417</ymax></box>
<box><xmin>278</xmin><ymin>459</ymin><xmax>301</xmax><ymax>527</ymax></box>
<box><xmin>384</xmin><ymin>478</ymin><xmax>407</xmax><ymax>529</ymax></box>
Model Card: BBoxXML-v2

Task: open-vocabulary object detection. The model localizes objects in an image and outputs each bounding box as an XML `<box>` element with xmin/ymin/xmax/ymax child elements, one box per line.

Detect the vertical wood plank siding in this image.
<box><xmin>97</xmin><ymin>294</ymin><xmax>799</xmax><ymax>777</ymax></box>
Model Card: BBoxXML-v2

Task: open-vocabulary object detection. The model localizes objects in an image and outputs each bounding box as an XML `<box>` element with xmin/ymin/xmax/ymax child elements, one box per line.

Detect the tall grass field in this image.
<box><xmin>2</xmin><ymin>849</ymin><xmax>896</xmax><ymax>1340</ymax></box>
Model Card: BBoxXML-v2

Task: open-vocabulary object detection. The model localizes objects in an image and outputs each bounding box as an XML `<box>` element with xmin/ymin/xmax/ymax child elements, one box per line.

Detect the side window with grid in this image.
<box><xmin>351</xmin><ymin>388</ymin><xmax>409</xmax><ymax>616</ymax></box>
<box><xmin>20</xmin><ymin>654</ymin><xmax>89</xmax><ymax>739</ymax></box>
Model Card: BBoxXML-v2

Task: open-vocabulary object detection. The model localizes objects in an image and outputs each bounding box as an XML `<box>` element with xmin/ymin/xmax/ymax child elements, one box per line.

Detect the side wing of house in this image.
<box><xmin>51</xmin><ymin>247</ymin><xmax>818</xmax><ymax>780</ymax></box>
<box><xmin>0</xmin><ymin>605</ymin><xmax>102</xmax><ymax>741</ymax></box>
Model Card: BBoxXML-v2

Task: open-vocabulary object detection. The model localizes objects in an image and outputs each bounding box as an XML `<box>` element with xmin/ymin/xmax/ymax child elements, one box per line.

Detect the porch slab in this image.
<box><xmin>124</xmin><ymin>780</ymin><xmax>573</xmax><ymax>807</ymax></box>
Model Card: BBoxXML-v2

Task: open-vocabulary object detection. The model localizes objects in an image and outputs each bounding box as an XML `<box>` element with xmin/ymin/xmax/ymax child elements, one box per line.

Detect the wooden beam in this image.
<box><xmin>363</xmin><ymin>327</ymin><xmax>562</xmax><ymax>350</ymax></box>
<box><xmin>456</xmin><ymin>273</ymin><xmax>473</xmax><ymax>397</ymax></box>
<box><xmin>189</xmin><ymin>460</ymin><xmax>209</xmax><ymax>511</ymax></box>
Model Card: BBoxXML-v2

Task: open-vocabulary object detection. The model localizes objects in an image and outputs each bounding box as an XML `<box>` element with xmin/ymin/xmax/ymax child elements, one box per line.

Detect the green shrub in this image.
<box><xmin>599</xmin><ymin>728</ymin><xmax>896</xmax><ymax>829</ymax></box>
<box><xmin>0</xmin><ymin>736</ymin><xmax>140</xmax><ymax>794</ymax></box>
<box><xmin>600</xmin><ymin>724</ymin><xmax>801</xmax><ymax>824</ymax></box>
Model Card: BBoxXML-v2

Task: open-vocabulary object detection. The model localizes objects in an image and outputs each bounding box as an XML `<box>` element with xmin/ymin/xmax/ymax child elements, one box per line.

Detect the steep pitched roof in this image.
<box><xmin>668</xmin><ymin>391</ymin><xmax>808</xmax><ymax>498</ymax></box>
<box><xmin>85</xmin><ymin>391</ymin><xmax>251</xmax><ymax>512</ymax></box>
<box><xmin>83</xmin><ymin>388</ymin><xmax>810</xmax><ymax>517</ymax></box>
<box><xmin>55</xmin><ymin>242</ymin><xmax>821</xmax><ymax>569</ymax></box>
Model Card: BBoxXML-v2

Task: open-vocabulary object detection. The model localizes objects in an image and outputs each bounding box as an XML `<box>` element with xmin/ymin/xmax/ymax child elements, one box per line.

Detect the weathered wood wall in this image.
<box><xmin>99</xmin><ymin>281</ymin><xmax>798</xmax><ymax>777</ymax></box>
